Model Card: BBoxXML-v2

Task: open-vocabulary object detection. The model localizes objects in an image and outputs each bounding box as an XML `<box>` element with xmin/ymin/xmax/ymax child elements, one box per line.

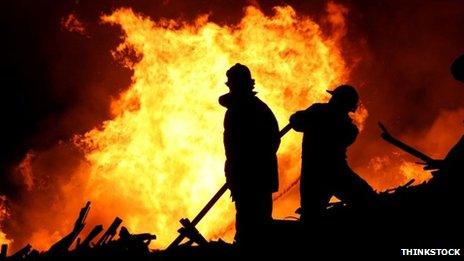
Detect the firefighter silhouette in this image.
<box><xmin>290</xmin><ymin>85</ymin><xmax>376</xmax><ymax>220</ymax></box>
<box><xmin>219</xmin><ymin>63</ymin><xmax>280</xmax><ymax>245</ymax></box>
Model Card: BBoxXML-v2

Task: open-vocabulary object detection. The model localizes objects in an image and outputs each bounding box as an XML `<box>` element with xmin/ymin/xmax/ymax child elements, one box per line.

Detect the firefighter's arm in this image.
<box><xmin>289</xmin><ymin>110</ymin><xmax>309</xmax><ymax>132</ymax></box>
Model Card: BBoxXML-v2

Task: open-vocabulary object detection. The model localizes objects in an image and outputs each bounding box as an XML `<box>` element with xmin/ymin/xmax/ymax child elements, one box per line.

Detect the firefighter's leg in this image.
<box><xmin>234</xmin><ymin>191</ymin><xmax>272</xmax><ymax>247</ymax></box>
<box><xmin>334</xmin><ymin>164</ymin><xmax>376</xmax><ymax>208</ymax></box>
<box><xmin>300</xmin><ymin>177</ymin><xmax>332</xmax><ymax>222</ymax></box>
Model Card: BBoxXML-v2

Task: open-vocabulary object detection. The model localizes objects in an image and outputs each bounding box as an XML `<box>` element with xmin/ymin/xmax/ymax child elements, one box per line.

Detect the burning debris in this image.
<box><xmin>0</xmin><ymin>125</ymin><xmax>463</xmax><ymax>259</ymax></box>
<box><xmin>1</xmin><ymin>1</ymin><xmax>464</xmax><ymax>259</ymax></box>
<box><xmin>0</xmin><ymin>201</ymin><xmax>158</xmax><ymax>260</ymax></box>
<box><xmin>1</xmin><ymin>90</ymin><xmax>464</xmax><ymax>258</ymax></box>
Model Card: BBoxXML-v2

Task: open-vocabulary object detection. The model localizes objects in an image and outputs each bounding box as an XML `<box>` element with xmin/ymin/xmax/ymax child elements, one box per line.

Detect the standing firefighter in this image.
<box><xmin>290</xmin><ymin>85</ymin><xmax>376</xmax><ymax>221</ymax></box>
<box><xmin>219</xmin><ymin>63</ymin><xmax>280</xmax><ymax>246</ymax></box>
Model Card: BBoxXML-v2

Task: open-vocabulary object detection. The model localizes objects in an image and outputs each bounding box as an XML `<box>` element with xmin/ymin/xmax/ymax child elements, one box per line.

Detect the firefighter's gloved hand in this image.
<box><xmin>289</xmin><ymin>111</ymin><xmax>306</xmax><ymax>131</ymax></box>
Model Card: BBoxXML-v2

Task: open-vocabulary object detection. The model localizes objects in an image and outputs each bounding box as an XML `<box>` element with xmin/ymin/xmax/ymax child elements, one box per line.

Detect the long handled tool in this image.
<box><xmin>167</xmin><ymin>123</ymin><xmax>293</xmax><ymax>249</ymax></box>
<box><xmin>378</xmin><ymin>122</ymin><xmax>434</xmax><ymax>163</ymax></box>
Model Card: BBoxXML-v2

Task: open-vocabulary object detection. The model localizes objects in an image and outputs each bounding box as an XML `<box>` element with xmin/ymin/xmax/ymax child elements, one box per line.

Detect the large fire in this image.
<box><xmin>78</xmin><ymin>4</ymin><xmax>348</xmax><ymax>248</ymax></box>
<box><xmin>1</xmin><ymin>2</ymin><xmax>377</xmax><ymax>251</ymax></box>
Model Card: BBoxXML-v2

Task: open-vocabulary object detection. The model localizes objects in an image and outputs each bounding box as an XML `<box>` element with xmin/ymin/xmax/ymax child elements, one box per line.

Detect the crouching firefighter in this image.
<box><xmin>289</xmin><ymin>85</ymin><xmax>376</xmax><ymax>222</ymax></box>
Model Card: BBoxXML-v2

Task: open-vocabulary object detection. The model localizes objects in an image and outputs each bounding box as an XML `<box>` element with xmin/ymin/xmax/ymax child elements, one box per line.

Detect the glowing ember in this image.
<box><xmin>61</xmin><ymin>13</ymin><xmax>87</xmax><ymax>36</ymax></box>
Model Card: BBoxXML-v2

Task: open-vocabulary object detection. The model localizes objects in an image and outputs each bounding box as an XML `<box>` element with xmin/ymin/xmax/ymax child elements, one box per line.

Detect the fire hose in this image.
<box><xmin>167</xmin><ymin>123</ymin><xmax>292</xmax><ymax>249</ymax></box>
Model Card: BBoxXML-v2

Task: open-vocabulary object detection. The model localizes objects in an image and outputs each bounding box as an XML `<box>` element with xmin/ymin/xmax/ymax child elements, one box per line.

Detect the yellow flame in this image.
<box><xmin>399</xmin><ymin>161</ymin><xmax>432</xmax><ymax>185</ymax></box>
<box><xmin>0</xmin><ymin>231</ymin><xmax>11</xmax><ymax>247</ymax></box>
<box><xmin>76</xmin><ymin>5</ymin><xmax>348</xmax><ymax>248</ymax></box>
<box><xmin>8</xmin><ymin>4</ymin><xmax>350</xmax><ymax>250</ymax></box>
<box><xmin>0</xmin><ymin>196</ymin><xmax>12</xmax><ymax>246</ymax></box>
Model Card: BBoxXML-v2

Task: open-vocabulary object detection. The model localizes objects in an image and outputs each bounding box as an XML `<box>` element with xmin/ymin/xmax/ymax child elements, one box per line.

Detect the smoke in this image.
<box><xmin>337</xmin><ymin>0</ymin><xmax>464</xmax><ymax>188</ymax></box>
<box><xmin>0</xmin><ymin>0</ymin><xmax>133</xmax><ymax>198</ymax></box>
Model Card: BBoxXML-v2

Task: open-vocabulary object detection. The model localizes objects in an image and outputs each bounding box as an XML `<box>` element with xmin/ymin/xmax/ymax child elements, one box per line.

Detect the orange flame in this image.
<box><xmin>77</xmin><ymin>4</ymin><xmax>348</xmax><ymax>248</ymax></box>
<box><xmin>3</xmin><ymin>3</ymin><xmax>355</xmax><ymax>250</ymax></box>
<box><xmin>0</xmin><ymin>196</ymin><xmax>12</xmax><ymax>246</ymax></box>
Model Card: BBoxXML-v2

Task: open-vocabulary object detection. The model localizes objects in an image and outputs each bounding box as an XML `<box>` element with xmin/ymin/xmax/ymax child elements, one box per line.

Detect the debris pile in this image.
<box><xmin>1</xmin><ymin>124</ymin><xmax>463</xmax><ymax>259</ymax></box>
